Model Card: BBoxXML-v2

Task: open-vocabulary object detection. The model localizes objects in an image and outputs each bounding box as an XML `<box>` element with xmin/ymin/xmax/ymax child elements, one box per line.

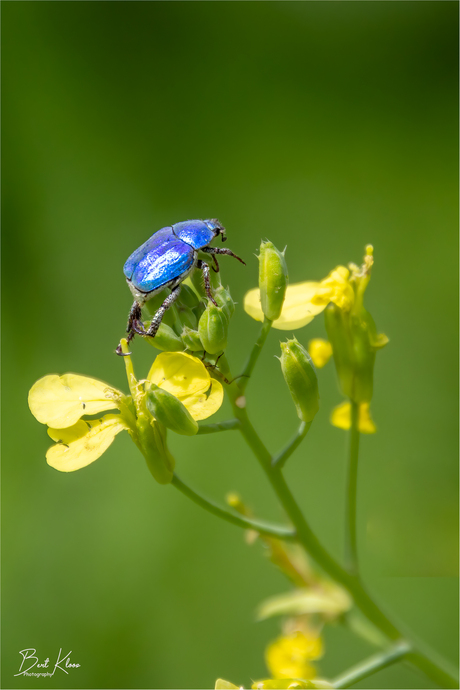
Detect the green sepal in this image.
<box><xmin>146</xmin><ymin>385</ymin><xmax>199</xmax><ymax>436</ymax></box>
<box><xmin>280</xmin><ymin>338</ymin><xmax>319</xmax><ymax>423</ymax></box>
<box><xmin>145</xmin><ymin>322</ymin><xmax>185</xmax><ymax>352</ymax></box>
<box><xmin>136</xmin><ymin>410</ymin><xmax>175</xmax><ymax>484</ymax></box>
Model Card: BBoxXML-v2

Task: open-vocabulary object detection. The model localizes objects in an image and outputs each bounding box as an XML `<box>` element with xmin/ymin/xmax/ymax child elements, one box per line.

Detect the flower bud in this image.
<box><xmin>176</xmin><ymin>303</ymin><xmax>198</xmax><ymax>330</ymax></box>
<box><xmin>258</xmin><ymin>240</ymin><xmax>288</xmax><ymax>321</ymax></box>
<box><xmin>181</xmin><ymin>326</ymin><xmax>203</xmax><ymax>351</ymax></box>
<box><xmin>198</xmin><ymin>303</ymin><xmax>228</xmax><ymax>354</ymax></box>
<box><xmin>180</xmin><ymin>283</ymin><xmax>201</xmax><ymax>309</ymax></box>
<box><xmin>146</xmin><ymin>322</ymin><xmax>185</xmax><ymax>352</ymax></box>
<box><xmin>214</xmin><ymin>285</ymin><xmax>236</xmax><ymax>322</ymax></box>
<box><xmin>280</xmin><ymin>338</ymin><xmax>319</xmax><ymax>422</ymax></box>
<box><xmin>324</xmin><ymin>303</ymin><xmax>354</xmax><ymax>399</ymax></box>
<box><xmin>146</xmin><ymin>385</ymin><xmax>198</xmax><ymax>436</ymax></box>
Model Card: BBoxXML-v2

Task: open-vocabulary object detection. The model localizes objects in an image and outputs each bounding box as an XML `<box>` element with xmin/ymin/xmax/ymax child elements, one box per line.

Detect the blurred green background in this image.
<box><xmin>2</xmin><ymin>2</ymin><xmax>458</xmax><ymax>689</ymax></box>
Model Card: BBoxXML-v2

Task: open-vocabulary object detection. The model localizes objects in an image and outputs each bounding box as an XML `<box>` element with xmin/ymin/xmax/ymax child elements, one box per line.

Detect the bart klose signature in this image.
<box><xmin>15</xmin><ymin>649</ymin><xmax>81</xmax><ymax>677</ymax></box>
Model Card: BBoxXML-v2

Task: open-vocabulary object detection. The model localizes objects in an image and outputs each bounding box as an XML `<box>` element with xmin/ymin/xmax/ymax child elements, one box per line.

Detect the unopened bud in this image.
<box><xmin>258</xmin><ymin>240</ymin><xmax>288</xmax><ymax>321</ymax></box>
<box><xmin>214</xmin><ymin>285</ymin><xmax>236</xmax><ymax>322</ymax></box>
<box><xmin>146</xmin><ymin>322</ymin><xmax>185</xmax><ymax>352</ymax></box>
<box><xmin>198</xmin><ymin>303</ymin><xmax>228</xmax><ymax>354</ymax></box>
<box><xmin>146</xmin><ymin>385</ymin><xmax>198</xmax><ymax>436</ymax></box>
<box><xmin>324</xmin><ymin>303</ymin><xmax>354</xmax><ymax>399</ymax></box>
<box><xmin>280</xmin><ymin>338</ymin><xmax>319</xmax><ymax>423</ymax></box>
<box><xmin>181</xmin><ymin>326</ymin><xmax>203</xmax><ymax>351</ymax></box>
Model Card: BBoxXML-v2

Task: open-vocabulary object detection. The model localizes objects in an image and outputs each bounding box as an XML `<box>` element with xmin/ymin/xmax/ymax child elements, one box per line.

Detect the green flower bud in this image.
<box><xmin>180</xmin><ymin>283</ymin><xmax>201</xmax><ymax>309</ymax></box>
<box><xmin>280</xmin><ymin>338</ymin><xmax>319</xmax><ymax>423</ymax></box>
<box><xmin>349</xmin><ymin>310</ymin><xmax>376</xmax><ymax>403</ymax></box>
<box><xmin>146</xmin><ymin>385</ymin><xmax>198</xmax><ymax>436</ymax></box>
<box><xmin>146</xmin><ymin>322</ymin><xmax>185</xmax><ymax>352</ymax></box>
<box><xmin>181</xmin><ymin>326</ymin><xmax>203</xmax><ymax>351</ymax></box>
<box><xmin>258</xmin><ymin>240</ymin><xmax>288</xmax><ymax>321</ymax></box>
<box><xmin>198</xmin><ymin>303</ymin><xmax>228</xmax><ymax>354</ymax></box>
<box><xmin>324</xmin><ymin>303</ymin><xmax>354</xmax><ymax>399</ymax></box>
<box><xmin>176</xmin><ymin>303</ymin><xmax>198</xmax><ymax>330</ymax></box>
<box><xmin>214</xmin><ymin>285</ymin><xmax>236</xmax><ymax>322</ymax></box>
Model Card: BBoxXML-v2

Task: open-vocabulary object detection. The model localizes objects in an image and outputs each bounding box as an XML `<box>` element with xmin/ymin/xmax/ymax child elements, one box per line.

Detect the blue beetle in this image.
<box><xmin>117</xmin><ymin>219</ymin><xmax>245</xmax><ymax>353</ymax></box>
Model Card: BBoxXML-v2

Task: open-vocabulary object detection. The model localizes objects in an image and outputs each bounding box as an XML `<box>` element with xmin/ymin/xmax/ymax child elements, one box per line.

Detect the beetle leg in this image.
<box><xmin>146</xmin><ymin>285</ymin><xmax>182</xmax><ymax>338</ymax></box>
<box><xmin>201</xmin><ymin>246</ymin><xmax>246</xmax><ymax>266</ymax></box>
<box><xmin>116</xmin><ymin>301</ymin><xmax>143</xmax><ymax>355</ymax></box>
<box><xmin>197</xmin><ymin>260</ymin><xmax>218</xmax><ymax>306</ymax></box>
<box><xmin>210</xmin><ymin>254</ymin><xmax>220</xmax><ymax>273</ymax></box>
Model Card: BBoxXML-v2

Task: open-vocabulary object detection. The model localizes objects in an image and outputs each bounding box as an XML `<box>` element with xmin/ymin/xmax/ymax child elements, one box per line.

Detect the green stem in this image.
<box><xmin>333</xmin><ymin>641</ymin><xmax>411</xmax><ymax>689</ymax></box>
<box><xmin>345</xmin><ymin>400</ymin><xmax>360</xmax><ymax>574</ymax></box>
<box><xmin>197</xmin><ymin>419</ymin><xmax>240</xmax><ymax>434</ymax></box>
<box><xmin>238</xmin><ymin>319</ymin><xmax>272</xmax><ymax>392</ymax></box>
<box><xmin>225</xmin><ymin>389</ymin><xmax>458</xmax><ymax>688</ymax></box>
<box><xmin>170</xmin><ymin>474</ymin><xmax>297</xmax><ymax>541</ymax></box>
<box><xmin>272</xmin><ymin>421</ymin><xmax>311</xmax><ymax>469</ymax></box>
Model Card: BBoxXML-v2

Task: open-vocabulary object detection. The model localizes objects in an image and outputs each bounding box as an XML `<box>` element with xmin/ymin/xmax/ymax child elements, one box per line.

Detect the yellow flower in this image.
<box><xmin>28</xmin><ymin>352</ymin><xmax>224</xmax><ymax>473</ymax></box>
<box><xmin>330</xmin><ymin>401</ymin><xmax>376</xmax><ymax>434</ymax></box>
<box><xmin>307</xmin><ymin>340</ymin><xmax>333</xmax><ymax>369</ymax></box>
<box><xmin>244</xmin><ymin>267</ymin><xmax>353</xmax><ymax>331</ymax></box>
<box><xmin>310</xmin><ymin>266</ymin><xmax>354</xmax><ymax>311</ymax></box>
<box><xmin>265</xmin><ymin>631</ymin><xmax>323</xmax><ymax>680</ymax></box>
<box><xmin>147</xmin><ymin>352</ymin><xmax>223</xmax><ymax>421</ymax></box>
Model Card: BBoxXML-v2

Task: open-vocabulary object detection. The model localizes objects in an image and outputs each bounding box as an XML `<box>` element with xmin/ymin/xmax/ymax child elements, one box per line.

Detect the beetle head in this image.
<box><xmin>205</xmin><ymin>218</ymin><xmax>227</xmax><ymax>242</ymax></box>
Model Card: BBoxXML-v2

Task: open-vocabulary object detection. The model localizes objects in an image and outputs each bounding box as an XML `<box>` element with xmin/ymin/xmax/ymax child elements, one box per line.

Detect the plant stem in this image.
<box><xmin>238</xmin><ymin>319</ymin><xmax>272</xmax><ymax>392</ymax></box>
<box><xmin>170</xmin><ymin>473</ymin><xmax>297</xmax><ymax>541</ymax></box>
<box><xmin>197</xmin><ymin>419</ymin><xmax>240</xmax><ymax>434</ymax></box>
<box><xmin>225</xmin><ymin>389</ymin><xmax>458</xmax><ymax>688</ymax></box>
<box><xmin>345</xmin><ymin>400</ymin><xmax>360</xmax><ymax>574</ymax></box>
<box><xmin>272</xmin><ymin>421</ymin><xmax>311</xmax><ymax>469</ymax></box>
<box><xmin>333</xmin><ymin>640</ymin><xmax>411</xmax><ymax>688</ymax></box>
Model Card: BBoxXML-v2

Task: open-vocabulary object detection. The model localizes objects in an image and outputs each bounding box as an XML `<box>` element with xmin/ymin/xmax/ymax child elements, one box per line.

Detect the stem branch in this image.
<box><xmin>333</xmin><ymin>640</ymin><xmax>411</xmax><ymax>689</ymax></box>
<box><xmin>238</xmin><ymin>319</ymin><xmax>272</xmax><ymax>392</ymax></box>
<box><xmin>197</xmin><ymin>419</ymin><xmax>240</xmax><ymax>434</ymax></box>
<box><xmin>272</xmin><ymin>421</ymin><xmax>311</xmax><ymax>469</ymax></box>
<box><xmin>171</xmin><ymin>474</ymin><xmax>297</xmax><ymax>541</ymax></box>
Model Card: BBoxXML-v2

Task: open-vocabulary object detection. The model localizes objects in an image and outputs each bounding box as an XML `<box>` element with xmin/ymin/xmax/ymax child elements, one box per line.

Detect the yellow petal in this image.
<box><xmin>179</xmin><ymin>378</ymin><xmax>224</xmax><ymax>421</ymax></box>
<box><xmin>147</xmin><ymin>351</ymin><xmax>211</xmax><ymax>399</ymax></box>
<box><xmin>46</xmin><ymin>415</ymin><xmax>127</xmax><ymax>472</ymax></box>
<box><xmin>311</xmin><ymin>266</ymin><xmax>354</xmax><ymax>311</ymax></box>
<box><xmin>244</xmin><ymin>283</ymin><xmax>325</xmax><ymax>330</ymax></box>
<box><xmin>215</xmin><ymin>680</ymin><xmax>240</xmax><ymax>689</ymax></box>
<box><xmin>330</xmin><ymin>401</ymin><xmax>376</xmax><ymax>434</ymax></box>
<box><xmin>47</xmin><ymin>420</ymin><xmax>90</xmax><ymax>444</ymax></box>
<box><xmin>29</xmin><ymin>374</ymin><xmax>120</xmax><ymax>428</ymax></box>
<box><xmin>307</xmin><ymin>339</ymin><xmax>333</xmax><ymax>368</ymax></box>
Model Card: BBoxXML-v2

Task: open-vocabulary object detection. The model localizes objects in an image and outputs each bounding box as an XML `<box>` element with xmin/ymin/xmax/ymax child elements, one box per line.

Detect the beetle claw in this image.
<box><xmin>115</xmin><ymin>343</ymin><xmax>132</xmax><ymax>357</ymax></box>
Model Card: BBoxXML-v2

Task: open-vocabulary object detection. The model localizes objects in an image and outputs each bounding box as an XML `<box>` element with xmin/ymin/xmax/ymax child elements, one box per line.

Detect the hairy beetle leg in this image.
<box><xmin>146</xmin><ymin>285</ymin><xmax>182</xmax><ymax>337</ymax></box>
<box><xmin>202</xmin><ymin>246</ymin><xmax>246</xmax><ymax>266</ymax></box>
<box><xmin>197</xmin><ymin>260</ymin><xmax>218</xmax><ymax>306</ymax></box>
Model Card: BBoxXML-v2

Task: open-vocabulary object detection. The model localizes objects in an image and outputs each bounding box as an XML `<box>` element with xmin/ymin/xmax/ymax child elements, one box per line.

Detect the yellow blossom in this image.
<box><xmin>265</xmin><ymin>631</ymin><xmax>323</xmax><ymax>680</ymax></box>
<box><xmin>244</xmin><ymin>266</ymin><xmax>354</xmax><ymax>331</ymax></box>
<box><xmin>147</xmin><ymin>352</ymin><xmax>223</xmax><ymax>421</ymax></box>
<box><xmin>28</xmin><ymin>352</ymin><xmax>224</xmax><ymax>474</ymax></box>
<box><xmin>307</xmin><ymin>340</ymin><xmax>333</xmax><ymax>369</ymax></box>
<box><xmin>330</xmin><ymin>401</ymin><xmax>376</xmax><ymax>434</ymax></box>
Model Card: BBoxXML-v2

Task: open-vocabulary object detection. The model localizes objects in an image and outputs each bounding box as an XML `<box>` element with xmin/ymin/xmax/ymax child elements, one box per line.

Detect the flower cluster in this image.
<box><xmin>29</xmin><ymin>349</ymin><xmax>223</xmax><ymax>480</ymax></box>
<box><xmin>244</xmin><ymin>244</ymin><xmax>388</xmax><ymax>433</ymax></box>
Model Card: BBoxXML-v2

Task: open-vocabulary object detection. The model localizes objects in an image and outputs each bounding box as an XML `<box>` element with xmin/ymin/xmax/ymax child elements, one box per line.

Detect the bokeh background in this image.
<box><xmin>2</xmin><ymin>2</ymin><xmax>458</xmax><ymax>689</ymax></box>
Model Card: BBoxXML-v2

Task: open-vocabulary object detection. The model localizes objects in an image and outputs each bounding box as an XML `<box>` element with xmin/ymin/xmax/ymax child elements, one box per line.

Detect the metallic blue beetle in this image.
<box><xmin>118</xmin><ymin>219</ymin><xmax>245</xmax><ymax>353</ymax></box>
